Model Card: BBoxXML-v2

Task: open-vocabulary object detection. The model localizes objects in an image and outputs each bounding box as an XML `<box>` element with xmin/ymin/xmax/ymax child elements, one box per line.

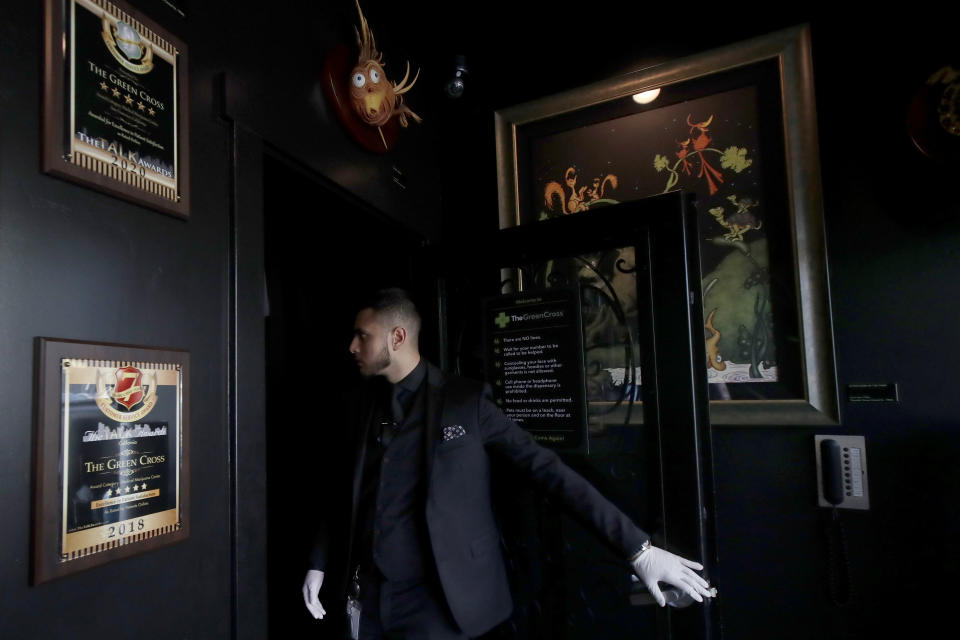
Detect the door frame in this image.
<box><xmin>448</xmin><ymin>192</ymin><xmax>719</xmax><ymax>639</ymax></box>
<box><xmin>228</xmin><ymin>87</ymin><xmax>718</xmax><ymax>636</ymax></box>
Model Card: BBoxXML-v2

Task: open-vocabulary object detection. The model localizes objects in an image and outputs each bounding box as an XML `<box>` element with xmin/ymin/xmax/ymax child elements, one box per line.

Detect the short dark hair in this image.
<box><xmin>363</xmin><ymin>288</ymin><xmax>421</xmax><ymax>339</ymax></box>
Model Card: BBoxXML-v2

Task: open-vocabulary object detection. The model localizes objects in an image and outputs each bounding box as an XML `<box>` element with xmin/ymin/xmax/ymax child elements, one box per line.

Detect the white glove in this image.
<box><xmin>302</xmin><ymin>569</ymin><xmax>327</xmax><ymax>620</ymax></box>
<box><xmin>631</xmin><ymin>545</ymin><xmax>714</xmax><ymax>607</ymax></box>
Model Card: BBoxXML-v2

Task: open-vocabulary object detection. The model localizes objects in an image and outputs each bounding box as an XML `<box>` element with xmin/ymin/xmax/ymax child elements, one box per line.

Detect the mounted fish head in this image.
<box><xmin>349</xmin><ymin>59</ymin><xmax>396</xmax><ymax>127</ymax></box>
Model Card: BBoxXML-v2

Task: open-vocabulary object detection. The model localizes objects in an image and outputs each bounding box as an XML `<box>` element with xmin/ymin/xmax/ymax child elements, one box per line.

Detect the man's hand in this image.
<box><xmin>302</xmin><ymin>569</ymin><xmax>327</xmax><ymax>620</ymax></box>
<box><xmin>631</xmin><ymin>546</ymin><xmax>714</xmax><ymax>607</ymax></box>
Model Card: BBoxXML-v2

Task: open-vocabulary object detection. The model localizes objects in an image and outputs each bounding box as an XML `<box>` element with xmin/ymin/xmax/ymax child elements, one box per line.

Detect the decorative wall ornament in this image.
<box><xmin>908</xmin><ymin>64</ymin><xmax>960</xmax><ymax>162</ymax></box>
<box><xmin>322</xmin><ymin>0</ymin><xmax>421</xmax><ymax>153</ymax></box>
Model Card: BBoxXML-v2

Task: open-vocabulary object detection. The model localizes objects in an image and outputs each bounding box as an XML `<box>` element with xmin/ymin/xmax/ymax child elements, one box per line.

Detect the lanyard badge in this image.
<box><xmin>346</xmin><ymin>565</ymin><xmax>362</xmax><ymax>640</ymax></box>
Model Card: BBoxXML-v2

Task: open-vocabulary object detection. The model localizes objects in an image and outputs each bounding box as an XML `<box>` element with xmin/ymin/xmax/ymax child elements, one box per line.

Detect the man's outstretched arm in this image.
<box><xmin>477</xmin><ymin>383</ymin><xmax>714</xmax><ymax>606</ymax></box>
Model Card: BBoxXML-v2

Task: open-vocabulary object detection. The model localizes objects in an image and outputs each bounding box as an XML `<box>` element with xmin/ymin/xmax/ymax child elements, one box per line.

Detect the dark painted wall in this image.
<box><xmin>0</xmin><ymin>0</ymin><xmax>233</xmax><ymax>636</ymax></box>
<box><xmin>431</xmin><ymin>8</ymin><xmax>960</xmax><ymax>639</ymax></box>
<box><xmin>2</xmin><ymin>0</ymin><xmax>957</xmax><ymax>638</ymax></box>
<box><xmin>712</xmin><ymin>23</ymin><xmax>959</xmax><ymax>634</ymax></box>
<box><xmin>0</xmin><ymin>0</ymin><xmax>441</xmax><ymax>637</ymax></box>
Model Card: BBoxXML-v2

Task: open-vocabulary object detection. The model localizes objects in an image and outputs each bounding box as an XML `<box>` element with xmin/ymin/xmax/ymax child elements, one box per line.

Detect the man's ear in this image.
<box><xmin>390</xmin><ymin>326</ymin><xmax>408</xmax><ymax>350</ymax></box>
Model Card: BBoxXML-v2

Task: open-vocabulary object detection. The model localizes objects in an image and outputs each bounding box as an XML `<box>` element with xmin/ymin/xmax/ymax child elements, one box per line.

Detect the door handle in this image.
<box><xmin>629</xmin><ymin>581</ymin><xmax>717</xmax><ymax>608</ymax></box>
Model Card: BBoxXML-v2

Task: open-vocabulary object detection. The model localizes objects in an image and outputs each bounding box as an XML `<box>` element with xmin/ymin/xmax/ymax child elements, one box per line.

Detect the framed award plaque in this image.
<box><xmin>43</xmin><ymin>0</ymin><xmax>190</xmax><ymax>219</ymax></box>
<box><xmin>32</xmin><ymin>338</ymin><xmax>190</xmax><ymax>584</ymax></box>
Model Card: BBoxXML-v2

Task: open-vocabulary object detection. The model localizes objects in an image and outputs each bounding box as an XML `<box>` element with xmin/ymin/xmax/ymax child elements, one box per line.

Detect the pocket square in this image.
<box><xmin>442</xmin><ymin>425</ymin><xmax>466</xmax><ymax>441</ymax></box>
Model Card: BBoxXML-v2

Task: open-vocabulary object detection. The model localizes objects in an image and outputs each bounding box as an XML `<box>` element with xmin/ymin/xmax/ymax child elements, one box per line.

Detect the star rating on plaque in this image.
<box><xmin>105</xmin><ymin>483</ymin><xmax>150</xmax><ymax>498</ymax></box>
<box><xmin>111</xmin><ymin>87</ymin><xmax>121</xmax><ymax>98</ymax></box>
<box><xmin>99</xmin><ymin>81</ymin><xmax>108</xmax><ymax>91</ymax></box>
<box><xmin>124</xmin><ymin>95</ymin><xmax>134</xmax><ymax>105</ymax></box>
<box><xmin>148</xmin><ymin>107</ymin><xmax>155</xmax><ymax>116</ymax></box>
<box><xmin>137</xmin><ymin>101</ymin><xmax>145</xmax><ymax>111</ymax></box>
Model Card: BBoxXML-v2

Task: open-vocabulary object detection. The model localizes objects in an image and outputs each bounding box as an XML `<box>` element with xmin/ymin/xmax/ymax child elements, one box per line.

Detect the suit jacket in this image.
<box><xmin>313</xmin><ymin>361</ymin><xmax>649</xmax><ymax>638</ymax></box>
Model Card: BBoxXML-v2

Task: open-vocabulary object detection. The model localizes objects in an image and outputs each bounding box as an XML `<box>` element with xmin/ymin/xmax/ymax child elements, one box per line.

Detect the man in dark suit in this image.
<box><xmin>303</xmin><ymin>289</ymin><xmax>713</xmax><ymax>639</ymax></box>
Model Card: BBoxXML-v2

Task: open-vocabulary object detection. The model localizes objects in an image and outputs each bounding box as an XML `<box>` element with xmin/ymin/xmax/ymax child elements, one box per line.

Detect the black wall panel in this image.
<box><xmin>431</xmin><ymin>8</ymin><xmax>960</xmax><ymax>639</ymax></box>
<box><xmin>0</xmin><ymin>0</ymin><xmax>440</xmax><ymax>637</ymax></box>
<box><xmin>707</xmin><ymin>19</ymin><xmax>960</xmax><ymax>637</ymax></box>
<box><xmin>2</xmin><ymin>0</ymin><xmax>957</xmax><ymax>638</ymax></box>
<box><xmin>0</xmin><ymin>0</ymin><xmax>232</xmax><ymax>636</ymax></box>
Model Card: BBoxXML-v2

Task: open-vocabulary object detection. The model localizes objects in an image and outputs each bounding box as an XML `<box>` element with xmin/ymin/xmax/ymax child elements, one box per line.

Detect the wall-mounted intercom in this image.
<box><xmin>814</xmin><ymin>435</ymin><xmax>869</xmax><ymax>510</ymax></box>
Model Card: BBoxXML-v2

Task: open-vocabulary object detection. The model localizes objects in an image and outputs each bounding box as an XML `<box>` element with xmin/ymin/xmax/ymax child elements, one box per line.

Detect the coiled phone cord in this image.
<box><xmin>825</xmin><ymin>507</ymin><xmax>852</xmax><ymax>607</ymax></box>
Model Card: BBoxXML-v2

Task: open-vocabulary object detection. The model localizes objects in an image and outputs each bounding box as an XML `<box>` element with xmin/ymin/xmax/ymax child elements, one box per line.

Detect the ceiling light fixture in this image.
<box><xmin>632</xmin><ymin>88</ymin><xmax>661</xmax><ymax>105</ymax></box>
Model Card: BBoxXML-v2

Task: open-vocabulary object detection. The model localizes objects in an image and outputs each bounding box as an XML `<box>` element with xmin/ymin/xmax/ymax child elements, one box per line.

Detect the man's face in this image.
<box><xmin>349</xmin><ymin>308</ymin><xmax>391</xmax><ymax>378</ymax></box>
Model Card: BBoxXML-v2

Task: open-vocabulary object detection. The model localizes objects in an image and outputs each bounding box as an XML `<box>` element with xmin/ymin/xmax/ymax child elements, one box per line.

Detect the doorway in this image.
<box><xmin>262</xmin><ymin>153</ymin><xmax>429</xmax><ymax>638</ymax></box>
<box><xmin>244</xmin><ymin>150</ymin><xmax>716</xmax><ymax>639</ymax></box>
<box><xmin>427</xmin><ymin>193</ymin><xmax>718</xmax><ymax>639</ymax></box>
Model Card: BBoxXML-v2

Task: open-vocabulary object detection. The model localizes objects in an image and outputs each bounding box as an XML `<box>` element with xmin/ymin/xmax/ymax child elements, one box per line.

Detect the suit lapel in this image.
<box><xmin>351</xmin><ymin>402</ymin><xmax>373</xmax><ymax>513</ymax></box>
<box><xmin>346</xmin><ymin>381</ymin><xmax>378</xmax><ymax>568</ymax></box>
<box><xmin>424</xmin><ymin>362</ymin><xmax>445</xmax><ymax>480</ymax></box>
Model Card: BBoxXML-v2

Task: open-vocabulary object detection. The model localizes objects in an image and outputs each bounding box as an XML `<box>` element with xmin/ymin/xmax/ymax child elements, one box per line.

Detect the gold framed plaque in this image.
<box><xmin>43</xmin><ymin>0</ymin><xmax>190</xmax><ymax>219</ymax></box>
<box><xmin>32</xmin><ymin>338</ymin><xmax>190</xmax><ymax>584</ymax></box>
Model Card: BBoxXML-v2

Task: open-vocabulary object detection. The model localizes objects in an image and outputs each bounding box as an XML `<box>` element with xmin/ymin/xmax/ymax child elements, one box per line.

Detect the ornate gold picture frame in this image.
<box><xmin>495</xmin><ymin>25</ymin><xmax>838</xmax><ymax>426</ymax></box>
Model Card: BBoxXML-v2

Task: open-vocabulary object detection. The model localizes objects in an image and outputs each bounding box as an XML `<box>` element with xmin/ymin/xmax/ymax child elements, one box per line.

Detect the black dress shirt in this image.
<box><xmin>355</xmin><ymin>360</ymin><xmax>431</xmax><ymax>582</ymax></box>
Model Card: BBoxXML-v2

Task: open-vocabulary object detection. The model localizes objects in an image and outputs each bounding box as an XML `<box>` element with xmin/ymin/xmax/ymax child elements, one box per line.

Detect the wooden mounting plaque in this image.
<box><xmin>43</xmin><ymin>0</ymin><xmax>190</xmax><ymax>219</ymax></box>
<box><xmin>32</xmin><ymin>338</ymin><xmax>190</xmax><ymax>584</ymax></box>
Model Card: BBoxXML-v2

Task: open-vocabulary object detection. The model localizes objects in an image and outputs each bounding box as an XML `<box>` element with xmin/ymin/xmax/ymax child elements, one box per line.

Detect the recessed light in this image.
<box><xmin>632</xmin><ymin>88</ymin><xmax>661</xmax><ymax>105</ymax></box>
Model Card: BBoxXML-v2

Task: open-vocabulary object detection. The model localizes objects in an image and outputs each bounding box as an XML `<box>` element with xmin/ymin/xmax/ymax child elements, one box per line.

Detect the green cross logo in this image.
<box><xmin>494</xmin><ymin>312</ymin><xmax>510</xmax><ymax>329</ymax></box>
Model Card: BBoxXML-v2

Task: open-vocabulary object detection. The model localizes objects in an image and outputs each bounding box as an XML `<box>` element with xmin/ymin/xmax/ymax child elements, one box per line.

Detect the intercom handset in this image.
<box><xmin>815</xmin><ymin>435</ymin><xmax>869</xmax><ymax>510</ymax></box>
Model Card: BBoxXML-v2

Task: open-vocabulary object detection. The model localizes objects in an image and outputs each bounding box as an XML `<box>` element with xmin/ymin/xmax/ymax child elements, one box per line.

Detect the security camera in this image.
<box><xmin>444</xmin><ymin>55</ymin><xmax>468</xmax><ymax>99</ymax></box>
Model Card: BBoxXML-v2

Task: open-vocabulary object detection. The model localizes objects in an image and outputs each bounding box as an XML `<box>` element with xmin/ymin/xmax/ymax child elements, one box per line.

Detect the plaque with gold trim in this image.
<box><xmin>32</xmin><ymin>339</ymin><xmax>190</xmax><ymax>583</ymax></box>
<box><xmin>43</xmin><ymin>0</ymin><xmax>190</xmax><ymax>219</ymax></box>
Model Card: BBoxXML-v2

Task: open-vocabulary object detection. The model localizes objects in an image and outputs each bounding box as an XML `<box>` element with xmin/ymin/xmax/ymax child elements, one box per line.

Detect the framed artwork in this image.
<box><xmin>495</xmin><ymin>25</ymin><xmax>838</xmax><ymax>425</ymax></box>
<box><xmin>43</xmin><ymin>0</ymin><xmax>190</xmax><ymax>219</ymax></box>
<box><xmin>32</xmin><ymin>338</ymin><xmax>189</xmax><ymax>583</ymax></box>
